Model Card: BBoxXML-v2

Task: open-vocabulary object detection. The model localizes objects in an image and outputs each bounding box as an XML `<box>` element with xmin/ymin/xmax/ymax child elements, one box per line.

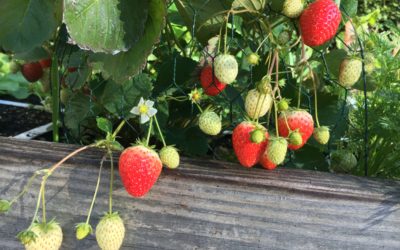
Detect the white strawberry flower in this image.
<box><xmin>130</xmin><ymin>97</ymin><xmax>157</xmax><ymax>124</ymax></box>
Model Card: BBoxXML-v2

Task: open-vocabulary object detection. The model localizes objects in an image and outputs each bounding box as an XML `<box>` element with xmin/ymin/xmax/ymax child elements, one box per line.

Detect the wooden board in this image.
<box><xmin>0</xmin><ymin>137</ymin><xmax>399</xmax><ymax>249</ymax></box>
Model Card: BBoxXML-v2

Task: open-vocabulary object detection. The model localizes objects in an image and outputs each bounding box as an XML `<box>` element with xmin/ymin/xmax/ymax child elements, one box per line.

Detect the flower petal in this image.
<box><xmin>138</xmin><ymin>97</ymin><xmax>145</xmax><ymax>105</ymax></box>
<box><xmin>140</xmin><ymin>114</ymin><xmax>150</xmax><ymax>124</ymax></box>
<box><xmin>130</xmin><ymin>107</ymin><xmax>140</xmax><ymax>115</ymax></box>
<box><xmin>145</xmin><ymin>100</ymin><xmax>154</xmax><ymax>107</ymax></box>
<box><xmin>147</xmin><ymin>108</ymin><xmax>158</xmax><ymax>117</ymax></box>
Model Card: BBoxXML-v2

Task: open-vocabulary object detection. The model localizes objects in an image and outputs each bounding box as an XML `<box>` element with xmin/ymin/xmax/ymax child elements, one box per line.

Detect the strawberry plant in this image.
<box><xmin>1</xmin><ymin>0</ymin><xmax>399</xmax><ymax>248</ymax></box>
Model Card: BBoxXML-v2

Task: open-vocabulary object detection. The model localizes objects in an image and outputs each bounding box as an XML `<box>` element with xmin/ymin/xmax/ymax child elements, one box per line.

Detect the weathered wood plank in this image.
<box><xmin>0</xmin><ymin>137</ymin><xmax>399</xmax><ymax>249</ymax></box>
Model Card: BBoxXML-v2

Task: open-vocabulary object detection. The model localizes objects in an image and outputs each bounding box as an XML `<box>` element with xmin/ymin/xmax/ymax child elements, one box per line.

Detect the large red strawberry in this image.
<box><xmin>21</xmin><ymin>62</ymin><xmax>43</xmax><ymax>82</ymax></box>
<box><xmin>278</xmin><ymin>110</ymin><xmax>314</xmax><ymax>150</ymax></box>
<box><xmin>232</xmin><ymin>122</ymin><xmax>269</xmax><ymax>167</ymax></box>
<box><xmin>299</xmin><ymin>0</ymin><xmax>341</xmax><ymax>47</ymax></box>
<box><xmin>119</xmin><ymin>145</ymin><xmax>162</xmax><ymax>197</ymax></box>
<box><xmin>200</xmin><ymin>66</ymin><xmax>227</xmax><ymax>96</ymax></box>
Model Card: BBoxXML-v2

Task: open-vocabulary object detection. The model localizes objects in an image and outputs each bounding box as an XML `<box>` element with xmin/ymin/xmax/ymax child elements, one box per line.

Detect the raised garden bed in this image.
<box><xmin>0</xmin><ymin>137</ymin><xmax>399</xmax><ymax>249</ymax></box>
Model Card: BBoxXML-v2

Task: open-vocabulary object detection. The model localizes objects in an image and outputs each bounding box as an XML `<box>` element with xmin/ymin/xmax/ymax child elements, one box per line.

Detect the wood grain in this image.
<box><xmin>0</xmin><ymin>137</ymin><xmax>399</xmax><ymax>249</ymax></box>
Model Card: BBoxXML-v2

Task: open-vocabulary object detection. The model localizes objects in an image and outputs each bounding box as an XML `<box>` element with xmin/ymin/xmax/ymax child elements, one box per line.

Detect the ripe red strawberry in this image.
<box><xmin>278</xmin><ymin>110</ymin><xmax>314</xmax><ymax>150</ymax></box>
<box><xmin>21</xmin><ymin>62</ymin><xmax>43</xmax><ymax>82</ymax></box>
<box><xmin>260</xmin><ymin>145</ymin><xmax>277</xmax><ymax>170</ymax></box>
<box><xmin>119</xmin><ymin>145</ymin><xmax>162</xmax><ymax>197</ymax></box>
<box><xmin>200</xmin><ymin>66</ymin><xmax>227</xmax><ymax>96</ymax></box>
<box><xmin>232</xmin><ymin>122</ymin><xmax>269</xmax><ymax>168</ymax></box>
<box><xmin>299</xmin><ymin>0</ymin><xmax>341</xmax><ymax>47</ymax></box>
<box><xmin>39</xmin><ymin>58</ymin><xmax>52</xmax><ymax>69</ymax></box>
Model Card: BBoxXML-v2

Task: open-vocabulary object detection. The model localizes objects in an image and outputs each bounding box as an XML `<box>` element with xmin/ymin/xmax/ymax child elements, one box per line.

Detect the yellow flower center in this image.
<box><xmin>139</xmin><ymin>104</ymin><xmax>148</xmax><ymax>114</ymax></box>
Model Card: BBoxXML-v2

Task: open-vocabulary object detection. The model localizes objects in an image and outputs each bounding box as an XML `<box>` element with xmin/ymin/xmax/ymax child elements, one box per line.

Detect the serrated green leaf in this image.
<box><xmin>232</xmin><ymin>0</ymin><xmax>266</xmax><ymax>11</ymax></box>
<box><xmin>0</xmin><ymin>0</ymin><xmax>57</xmax><ymax>53</ymax></box>
<box><xmin>64</xmin><ymin>0</ymin><xmax>148</xmax><ymax>54</ymax></box>
<box><xmin>101</xmin><ymin>73</ymin><xmax>153</xmax><ymax>117</ymax></box>
<box><xmin>64</xmin><ymin>93</ymin><xmax>101</xmax><ymax>138</ymax></box>
<box><xmin>341</xmin><ymin>0</ymin><xmax>358</xmax><ymax>17</ymax></box>
<box><xmin>96</xmin><ymin>117</ymin><xmax>113</xmax><ymax>134</ymax></box>
<box><xmin>153</xmin><ymin>54</ymin><xmax>198</xmax><ymax>95</ymax></box>
<box><xmin>175</xmin><ymin>0</ymin><xmax>232</xmax><ymax>44</ymax></box>
<box><xmin>89</xmin><ymin>0</ymin><xmax>166</xmax><ymax>82</ymax></box>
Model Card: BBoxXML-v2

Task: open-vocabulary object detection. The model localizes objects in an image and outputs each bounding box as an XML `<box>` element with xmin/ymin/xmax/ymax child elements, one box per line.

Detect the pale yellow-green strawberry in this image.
<box><xmin>96</xmin><ymin>212</ymin><xmax>125</xmax><ymax>250</ymax></box>
<box><xmin>313</xmin><ymin>126</ymin><xmax>330</xmax><ymax>145</ymax></box>
<box><xmin>199</xmin><ymin>111</ymin><xmax>222</xmax><ymax>135</ymax></box>
<box><xmin>245</xmin><ymin>89</ymin><xmax>273</xmax><ymax>119</ymax></box>
<box><xmin>75</xmin><ymin>223</ymin><xmax>92</xmax><ymax>240</ymax></box>
<box><xmin>159</xmin><ymin>146</ymin><xmax>180</xmax><ymax>169</ymax></box>
<box><xmin>282</xmin><ymin>0</ymin><xmax>304</xmax><ymax>18</ymax></box>
<box><xmin>246</xmin><ymin>53</ymin><xmax>260</xmax><ymax>66</ymax></box>
<box><xmin>266</xmin><ymin>137</ymin><xmax>288</xmax><ymax>165</ymax></box>
<box><xmin>214</xmin><ymin>54</ymin><xmax>238</xmax><ymax>84</ymax></box>
<box><xmin>24</xmin><ymin>221</ymin><xmax>63</xmax><ymax>250</ymax></box>
<box><xmin>339</xmin><ymin>58</ymin><xmax>362</xmax><ymax>88</ymax></box>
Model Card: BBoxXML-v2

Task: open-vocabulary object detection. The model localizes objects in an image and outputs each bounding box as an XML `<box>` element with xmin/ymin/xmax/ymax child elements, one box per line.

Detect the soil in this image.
<box><xmin>0</xmin><ymin>95</ymin><xmax>52</xmax><ymax>139</ymax></box>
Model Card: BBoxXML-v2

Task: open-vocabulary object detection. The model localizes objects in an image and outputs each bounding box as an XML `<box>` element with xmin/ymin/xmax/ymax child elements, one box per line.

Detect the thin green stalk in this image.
<box><xmin>30</xmin><ymin>182</ymin><xmax>44</xmax><ymax>226</ymax></box>
<box><xmin>41</xmin><ymin>177</ymin><xmax>47</xmax><ymax>224</ymax></box>
<box><xmin>145</xmin><ymin>118</ymin><xmax>153</xmax><ymax>147</ymax></box>
<box><xmin>10</xmin><ymin>173</ymin><xmax>38</xmax><ymax>204</ymax></box>
<box><xmin>86</xmin><ymin>154</ymin><xmax>106</xmax><ymax>224</ymax></box>
<box><xmin>194</xmin><ymin>102</ymin><xmax>203</xmax><ymax>113</ymax></box>
<box><xmin>112</xmin><ymin>120</ymin><xmax>126</xmax><ymax>138</ymax></box>
<box><xmin>311</xmin><ymin>70</ymin><xmax>321</xmax><ymax>127</ymax></box>
<box><xmin>273</xmin><ymin>99</ymin><xmax>279</xmax><ymax>137</ymax></box>
<box><xmin>108</xmin><ymin>151</ymin><xmax>114</xmax><ymax>214</ymax></box>
<box><xmin>154</xmin><ymin>116</ymin><xmax>167</xmax><ymax>147</ymax></box>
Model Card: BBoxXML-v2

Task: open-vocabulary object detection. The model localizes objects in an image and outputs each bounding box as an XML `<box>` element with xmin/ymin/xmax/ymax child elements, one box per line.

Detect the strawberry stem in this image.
<box><xmin>30</xmin><ymin>181</ymin><xmax>44</xmax><ymax>227</ymax></box>
<box><xmin>86</xmin><ymin>154</ymin><xmax>106</xmax><ymax>224</ymax></box>
<box><xmin>154</xmin><ymin>116</ymin><xmax>167</xmax><ymax>147</ymax></box>
<box><xmin>309</xmin><ymin>64</ymin><xmax>321</xmax><ymax>127</ymax></box>
<box><xmin>108</xmin><ymin>151</ymin><xmax>114</xmax><ymax>214</ymax></box>
<box><xmin>10</xmin><ymin>172</ymin><xmax>38</xmax><ymax>205</ymax></box>
<box><xmin>145</xmin><ymin>118</ymin><xmax>154</xmax><ymax>147</ymax></box>
<box><xmin>41</xmin><ymin>177</ymin><xmax>47</xmax><ymax>224</ymax></box>
<box><xmin>112</xmin><ymin>120</ymin><xmax>126</xmax><ymax>138</ymax></box>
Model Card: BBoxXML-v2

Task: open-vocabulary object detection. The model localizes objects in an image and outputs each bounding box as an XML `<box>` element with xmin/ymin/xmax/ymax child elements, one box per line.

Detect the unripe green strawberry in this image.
<box><xmin>246</xmin><ymin>53</ymin><xmax>260</xmax><ymax>66</ymax></box>
<box><xmin>289</xmin><ymin>131</ymin><xmax>303</xmax><ymax>146</ymax></box>
<box><xmin>199</xmin><ymin>111</ymin><xmax>222</xmax><ymax>135</ymax></box>
<box><xmin>0</xmin><ymin>199</ymin><xmax>11</xmax><ymax>213</ymax></box>
<box><xmin>214</xmin><ymin>54</ymin><xmax>238</xmax><ymax>84</ymax></box>
<box><xmin>313</xmin><ymin>126</ymin><xmax>330</xmax><ymax>145</ymax></box>
<box><xmin>277</xmin><ymin>99</ymin><xmax>289</xmax><ymax>112</ymax></box>
<box><xmin>75</xmin><ymin>223</ymin><xmax>92</xmax><ymax>240</ymax></box>
<box><xmin>60</xmin><ymin>88</ymin><xmax>72</xmax><ymax>105</ymax></box>
<box><xmin>266</xmin><ymin>137</ymin><xmax>288</xmax><ymax>165</ymax></box>
<box><xmin>256</xmin><ymin>76</ymin><xmax>272</xmax><ymax>94</ymax></box>
<box><xmin>250</xmin><ymin>129</ymin><xmax>266</xmax><ymax>144</ymax></box>
<box><xmin>9</xmin><ymin>61</ymin><xmax>21</xmax><ymax>74</ymax></box>
<box><xmin>339</xmin><ymin>58</ymin><xmax>362</xmax><ymax>88</ymax></box>
<box><xmin>364</xmin><ymin>52</ymin><xmax>375</xmax><ymax>74</ymax></box>
<box><xmin>330</xmin><ymin>150</ymin><xmax>357</xmax><ymax>173</ymax></box>
<box><xmin>24</xmin><ymin>221</ymin><xmax>63</xmax><ymax>250</ymax></box>
<box><xmin>159</xmin><ymin>146</ymin><xmax>180</xmax><ymax>169</ymax></box>
<box><xmin>282</xmin><ymin>0</ymin><xmax>304</xmax><ymax>18</ymax></box>
<box><xmin>245</xmin><ymin>89</ymin><xmax>273</xmax><ymax>119</ymax></box>
<box><xmin>96</xmin><ymin>212</ymin><xmax>125</xmax><ymax>250</ymax></box>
